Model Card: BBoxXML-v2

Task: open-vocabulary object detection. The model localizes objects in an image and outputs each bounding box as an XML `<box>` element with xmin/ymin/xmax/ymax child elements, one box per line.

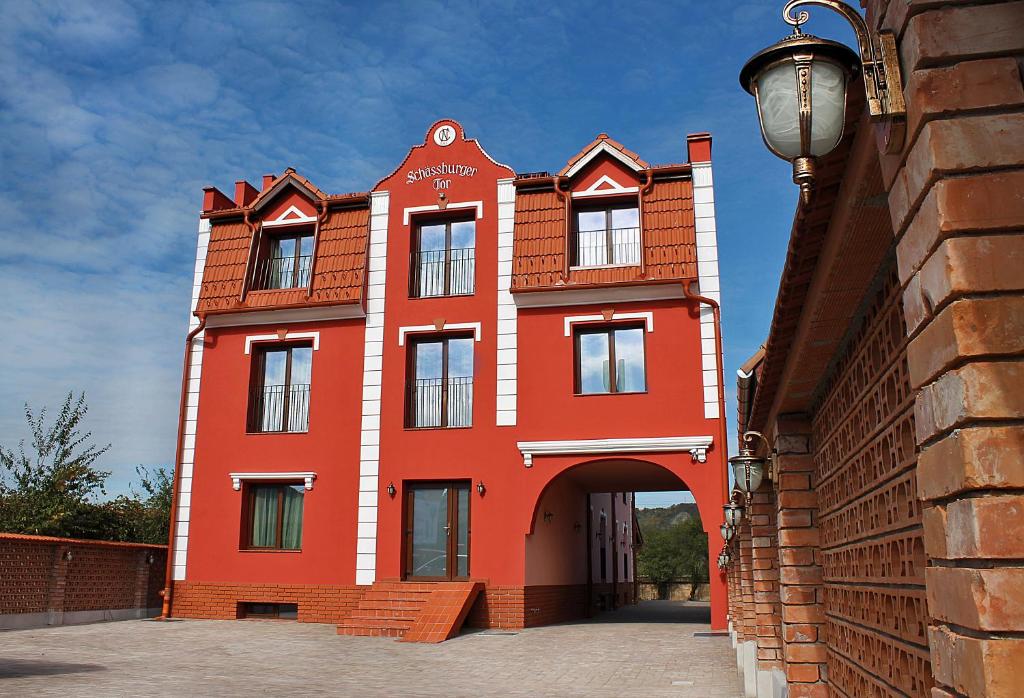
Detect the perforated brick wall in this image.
<box><xmin>811</xmin><ymin>270</ymin><xmax>931</xmax><ymax>697</ymax></box>
<box><xmin>0</xmin><ymin>534</ymin><xmax>166</xmax><ymax>624</ymax></box>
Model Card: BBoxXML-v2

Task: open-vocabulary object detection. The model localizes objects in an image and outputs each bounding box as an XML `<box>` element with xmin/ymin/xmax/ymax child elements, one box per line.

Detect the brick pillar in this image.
<box><xmin>737</xmin><ymin>517</ymin><xmax>757</xmax><ymax>696</ymax></box>
<box><xmin>860</xmin><ymin>1</ymin><xmax>1024</xmax><ymax>695</ymax></box>
<box><xmin>133</xmin><ymin>551</ymin><xmax>152</xmax><ymax>615</ymax></box>
<box><xmin>773</xmin><ymin>418</ymin><xmax>826</xmax><ymax>698</ymax></box>
<box><xmin>45</xmin><ymin>544</ymin><xmax>70</xmax><ymax>626</ymax></box>
<box><xmin>751</xmin><ymin>483</ymin><xmax>783</xmax><ymax>693</ymax></box>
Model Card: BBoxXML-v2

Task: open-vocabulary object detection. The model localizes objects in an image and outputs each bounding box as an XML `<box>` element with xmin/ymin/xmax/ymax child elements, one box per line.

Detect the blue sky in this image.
<box><xmin>0</xmin><ymin>1</ymin><xmax>856</xmax><ymax>508</ymax></box>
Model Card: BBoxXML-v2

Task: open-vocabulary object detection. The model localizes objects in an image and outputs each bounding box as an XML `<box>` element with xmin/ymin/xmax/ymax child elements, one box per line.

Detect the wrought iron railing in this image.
<box><xmin>410</xmin><ymin>248</ymin><xmax>475</xmax><ymax>297</ymax></box>
<box><xmin>407</xmin><ymin>376</ymin><xmax>473</xmax><ymax>428</ymax></box>
<box><xmin>250</xmin><ymin>383</ymin><xmax>310</xmax><ymax>433</ymax></box>
<box><xmin>253</xmin><ymin>255</ymin><xmax>313</xmax><ymax>290</ymax></box>
<box><xmin>573</xmin><ymin>227</ymin><xmax>641</xmax><ymax>267</ymax></box>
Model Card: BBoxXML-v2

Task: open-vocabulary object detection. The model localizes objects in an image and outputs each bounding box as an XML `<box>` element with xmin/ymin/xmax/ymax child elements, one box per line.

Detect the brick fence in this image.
<box><xmin>0</xmin><ymin>532</ymin><xmax>167</xmax><ymax>630</ymax></box>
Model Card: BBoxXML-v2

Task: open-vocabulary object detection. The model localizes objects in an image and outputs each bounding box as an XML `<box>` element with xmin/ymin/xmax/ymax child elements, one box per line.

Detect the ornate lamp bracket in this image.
<box><xmin>783</xmin><ymin>0</ymin><xmax>906</xmax><ymax>152</ymax></box>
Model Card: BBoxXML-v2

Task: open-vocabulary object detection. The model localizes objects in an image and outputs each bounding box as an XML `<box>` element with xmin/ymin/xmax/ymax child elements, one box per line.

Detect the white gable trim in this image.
<box><xmin>398</xmin><ymin>322</ymin><xmax>482</xmax><ymax>346</ymax></box>
<box><xmin>572</xmin><ymin>174</ymin><xmax>640</xmax><ymax>199</ymax></box>
<box><xmin>262</xmin><ymin>204</ymin><xmax>317</xmax><ymax>227</ymax></box>
<box><xmin>244</xmin><ymin>331</ymin><xmax>320</xmax><ymax>354</ymax></box>
<box><xmin>403</xmin><ymin>200</ymin><xmax>483</xmax><ymax>225</ymax></box>
<box><xmin>564</xmin><ymin>142</ymin><xmax>644</xmax><ymax>179</ymax></box>
<box><xmin>563</xmin><ymin>311</ymin><xmax>653</xmax><ymax>336</ymax></box>
<box><xmin>230</xmin><ymin>471</ymin><xmax>317</xmax><ymax>491</ymax></box>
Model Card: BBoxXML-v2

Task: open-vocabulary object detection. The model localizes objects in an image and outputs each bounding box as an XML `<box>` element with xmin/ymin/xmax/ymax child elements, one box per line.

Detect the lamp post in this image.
<box><xmin>740</xmin><ymin>0</ymin><xmax>907</xmax><ymax>203</ymax></box>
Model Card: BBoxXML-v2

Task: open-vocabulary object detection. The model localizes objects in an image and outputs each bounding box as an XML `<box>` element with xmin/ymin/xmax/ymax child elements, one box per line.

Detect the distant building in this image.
<box><xmin>164</xmin><ymin>120</ymin><xmax>728</xmax><ymax>636</ymax></box>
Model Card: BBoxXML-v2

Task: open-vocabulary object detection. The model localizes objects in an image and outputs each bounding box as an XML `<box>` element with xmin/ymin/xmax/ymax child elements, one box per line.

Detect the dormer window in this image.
<box><xmin>572</xmin><ymin>205</ymin><xmax>640</xmax><ymax>268</ymax></box>
<box><xmin>254</xmin><ymin>230</ymin><xmax>314</xmax><ymax>290</ymax></box>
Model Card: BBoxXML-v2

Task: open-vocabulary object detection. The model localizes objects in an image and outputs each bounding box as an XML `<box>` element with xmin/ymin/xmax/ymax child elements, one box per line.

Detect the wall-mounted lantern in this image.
<box><xmin>719</xmin><ymin>523</ymin><xmax>735</xmax><ymax>542</ymax></box>
<box><xmin>386</xmin><ymin>482</ymin><xmax>396</xmax><ymax>498</ymax></box>
<box><xmin>740</xmin><ymin>0</ymin><xmax>906</xmax><ymax>204</ymax></box>
<box><xmin>729</xmin><ymin>431</ymin><xmax>776</xmax><ymax>506</ymax></box>
<box><xmin>723</xmin><ymin>499</ymin><xmax>745</xmax><ymax>528</ymax></box>
<box><xmin>476</xmin><ymin>481</ymin><xmax>486</xmax><ymax>496</ymax></box>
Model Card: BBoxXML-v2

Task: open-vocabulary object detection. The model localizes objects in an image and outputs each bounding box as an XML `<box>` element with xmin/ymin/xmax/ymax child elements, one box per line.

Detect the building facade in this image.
<box><xmin>724</xmin><ymin>2</ymin><xmax>1024</xmax><ymax>697</ymax></box>
<box><xmin>163</xmin><ymin>120</ymin><xmax>729</xmax><ymax>635</ymax></box>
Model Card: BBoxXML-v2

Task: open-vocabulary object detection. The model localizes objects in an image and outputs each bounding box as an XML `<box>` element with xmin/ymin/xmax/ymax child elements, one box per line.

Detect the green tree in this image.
<box><xmin>0</xmin><ymin>392</ymin><xmax>111</xmax><ymax>537</ymax></box>
<box><xmin>637</xmin><ymin>516</ymin><xmax>709</xmax><ymax>599</ymax></box>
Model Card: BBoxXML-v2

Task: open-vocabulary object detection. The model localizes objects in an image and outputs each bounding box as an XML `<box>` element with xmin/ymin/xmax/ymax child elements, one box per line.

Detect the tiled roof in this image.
<box><xmin>248</xmin><ymin>168</ymin><xmax>329</xmax><ymax>211</ymax></box>
<box><xmin>558</xmin><ymin>134</ymin><xmax>649</xmax><ymax>176</ymax></box>
<box><xmin>195</xmin><ymin>205</ymin><xmax>369</xmax><ymax>315</ymax></box>
<box><xmin>0</xmin><ymin>532</ymin><xmax>166</xmax><ymax>550</ymax></box>
<box><xmin>510</xmin><ymin>178</ymin><xmax>697</xmax><ymax>292</ymax></box>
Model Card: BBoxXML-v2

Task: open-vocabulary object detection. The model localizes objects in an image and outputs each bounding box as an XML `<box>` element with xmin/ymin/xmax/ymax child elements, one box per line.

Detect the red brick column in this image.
<box><xmin>861</xmin><ymin>1</ymin><xmax>1024</xmax><ymax>695</ymax></box>
<box><xmin>738</xmin><ymin>518</ymin><xmax>756</xmax><ymax>642</ymax></box>
<box><xmin>773</xmin><ymin>419</ymin><xmax>827</xmax><ymax>698</ymax></box>
<box><xmin>750</xmin><ymin>484</ymin><xmax>783</xmax><ymax>676</ymax></box>
<box><xmin>45</xmin><ymin>544</ymin><xmax>71</xmax><ymax>624</ymax></box>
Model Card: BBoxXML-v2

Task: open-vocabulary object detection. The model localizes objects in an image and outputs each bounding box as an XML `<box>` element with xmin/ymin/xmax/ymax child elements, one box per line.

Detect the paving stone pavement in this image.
<box><xmin>0</xmin><ymin>600</ymin><xmax>742</xmax><ymax>697</ymax></box>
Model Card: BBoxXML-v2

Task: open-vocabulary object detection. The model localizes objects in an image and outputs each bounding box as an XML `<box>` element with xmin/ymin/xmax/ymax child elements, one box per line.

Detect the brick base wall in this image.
<box><xmin>171</xmin><ymin>581</ymin><xmax>368</xmax><ymax>624</ymax></box>
<box><xmin>466</xmin><ymin>584</ymin><xmax>592</xmax><ymax>629</ymax></box>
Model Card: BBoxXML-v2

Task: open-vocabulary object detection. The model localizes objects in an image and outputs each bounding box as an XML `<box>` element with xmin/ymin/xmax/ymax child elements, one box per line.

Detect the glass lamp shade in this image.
<box><xmin>724</xmin><ymin>501</ymin><xmax>744</xmax><ymax>527</ymax></box>
<box><xmin>719</xmin><ymin>523</ymin><xmax>734</xmax><ymax>542</ymax></box>
<box><xmin>740</xmin><ymin>33</ymin><xmax>859</xmax><ymax>161</ymax></box>
<box><xmin>729</xmin><ymin>449</ymin><xmax>766</xmax><ymax>494</ymax></box>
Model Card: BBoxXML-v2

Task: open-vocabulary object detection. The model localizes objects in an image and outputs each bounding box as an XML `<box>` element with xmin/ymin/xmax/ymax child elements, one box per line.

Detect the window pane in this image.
<box><xmin>260</xmin><ymin>350</ymin><xmax>288</xmax><ymax>431</ymax></box>
<box><xmin>610</xmin><ymin>207</ymin><xmax>639</xmax><ymax>229</ymax></box>
<box><xmin>412</xmin><ymin>487</ymin><xmax>448</xmax><ymax>577</ymax></box>
<box><xmin>413</xmin><ymin>341</ymin><xmax>443</xmax><ymax>427</ymax></box>
<box><xmin>576</xmin><ymin>211</ymin><xmax>607</xmax><ymax>267</ymax></box>
<box><xmin>614</xmin><ymin>327</ymin><xmax>646</xmax><ymax>392</ymax></box>
<box><xmin>447</xmin><ymin>338</ymin><xmax>473</xmax><ymax>427</ymax></box>
<box><xmin>280</xmin><ymin>485</ymin><xmax>304</xmax><ymax>550</ymax></box>
<box><xmin>290</xmin><ymin>347</ymin><xmax>312</xmax><ymax>384</ymax></box>
<box><xmin>418</xmin><ymin>223</ymin><xmax>446</xmax><ymax>252</ymax></box>
<box><xmin>576</xmin><ymin>210</ymin><xmax>605</xmax><ymax>231</ymax></box>
<box><xmin>414</xmin><ymin>342</ymin><xmax>443</xmax><ymax>379</ymax></box>
<box><xmin>299</xmin><ymin>234</ymin><xmax>314</xmax><ymax>256</ymax></box>
<box><xmin>262</xmin><ymin>350</ymin><xmax>288</xmax><ymax>386</ymax></box>
<box><xmin>450</xmin><ymin>220</ymin><xmax>475</xmax><ymax>249</ymax></box>
<box><xmin>251</xmin><ymin>486</ymin><xmax>278</xmax><ymax>547</ymax></box>
<box><xmin>456</xmin><ymin>486</ymin><xmax>469</xmax><ymax>577</ymax></box>
<box><xmin>447</xmin><ymin>338</ymin><xmax>474</xmax><ymax>378</ymax></box>
<box><xmin>578</xmin><ymin>332</ymin><xmax>611</xmax><ymax>394</ymax></box>
<box><xmin>272</xmin><ymin>237</ymin><xmax>296</xmax><ymax>259</ymax></box>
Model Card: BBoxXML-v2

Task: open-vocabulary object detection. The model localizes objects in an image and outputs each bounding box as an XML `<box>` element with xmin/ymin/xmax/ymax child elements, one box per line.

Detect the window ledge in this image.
<box><xmin>238</xmin><ymin>548</ymin><xmax>303</xmax><ymax>553</ymax></box>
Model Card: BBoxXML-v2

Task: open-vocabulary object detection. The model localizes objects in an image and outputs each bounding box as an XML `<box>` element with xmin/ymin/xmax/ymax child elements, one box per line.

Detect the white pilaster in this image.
<box><xmin>356</xmin><ymin>191</ymin><xmax>390</xmax><ymax>585</ymax></box>
<box><xmin>172</xmin><ymin>216</ymin><xmax>211</xmax><ymax>581</ymax></box>
<box><xmin>691</xmin><ymin>162</ymin><xmax>722</xmax><ymax>420</ymax></box>
<box><xmin>495</xmin><ymin>178</ymin><xmax>518</xmax><ymax>426</ymax></box>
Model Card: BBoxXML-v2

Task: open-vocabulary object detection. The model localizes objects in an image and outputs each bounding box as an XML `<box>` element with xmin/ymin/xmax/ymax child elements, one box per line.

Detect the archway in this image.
<box><xmin>521</xmin><ymin>455</ymin><xmax>727</xmax><ymax>630</ymax></box>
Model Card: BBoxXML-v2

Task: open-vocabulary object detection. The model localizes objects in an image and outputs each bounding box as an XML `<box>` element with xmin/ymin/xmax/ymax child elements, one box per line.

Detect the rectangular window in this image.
<box><xmin>238</xmin><ymin>602</ymin><xmax>298</xmax><ymax>619</ymax></box>
<box><xmin>410</xmin><ymin>218</ymin><xmax>475</xmax><ymax>298</ymax></box>
<box><xmin>243</xmin><ymin>483</ymin><xmax>304</xmax><ymax>550</ymax></box>
<box><xmin>406</xmin><ymin>335</ymin><xmax>474</xmax><ymax>428</ymax></box>
<box><xmin>574</xmin><ymin>325</ymin><xmax>646</xmax><ymax>394</ymax></box>
<box><xmin>248</xmin><ymin>343</ymin><xmax>312</xmax><ymax>433</ymax></box>
<box><xmin>253</xmin><ymin>231</ymin><xmax>314</xmax><ymax>290</ymax></box>
<box><xmin>573</xmin><ymin>205</ymin><xmax>640</xmax><ymax>268</ymax></box>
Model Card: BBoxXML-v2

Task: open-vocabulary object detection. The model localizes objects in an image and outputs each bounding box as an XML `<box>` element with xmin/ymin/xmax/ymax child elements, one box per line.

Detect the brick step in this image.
<box><xmin>355</xmin><ymin>601</ymin><xmax>425</xmax><ymax>613</ymax></box>
<box><xmin>359</xmin><ymin>591</ymin><xmax>433</xmax><ymax>603</ymax></box>
<box><xmin>347</xmin><ymin>610</ymin><xmax>418</xmax><ymax>622</ymax></box>
<box><xmin>336</xmin><ymin>624</ymin><xmax>406</xmax><ymax>639</ymax></box>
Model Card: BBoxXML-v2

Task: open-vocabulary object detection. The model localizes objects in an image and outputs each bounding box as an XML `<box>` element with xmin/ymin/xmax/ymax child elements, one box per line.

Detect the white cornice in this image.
<box><xmin>563</xmin><ymin>311</ymin><xmax>653</xmax><ymax>336</ymax></box>
<box><xmin>244</xmin><ymin>331</ymin><xmax>320</xmax><ymax>354</ymax></box>
<box><xmin>515</xmin><ymin>436</ymin><xmax>714</xmax><ymax>467</ymax></box>
<box><xmin>204</xmin><ymin>304</ymin><xmax>365</xmax><ymax>328</ymax></box>
<box><xmin>230</xmin><ymin>472</ymin><xmax>317</xmax><ymax>490</ymax></box>
<box><xmin>513</xmin><ymin>284</ymin><xmax>686</xmax><ymax>309</ymax></box>
<box><xmin>564</xmin><ymin>142</ymin><xmax>644</xmax><ymax>178</ymax></box>
<box><xmin>398</xmin><ymin>321</ymin><xmax>482</xmax><ymax>345</ymax></box>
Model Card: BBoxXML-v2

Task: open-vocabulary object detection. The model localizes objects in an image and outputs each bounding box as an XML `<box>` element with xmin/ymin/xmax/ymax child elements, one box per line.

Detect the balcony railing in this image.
<box><xmin>407</xmin><ymin>376</ymin><xmax>473</xmax><ymax>428</ymax></box>
<box><xmin>250</xmin><ymin>384</ymin><xmax>310</xmax><ymax>433</ymax></box>
<box><xmin>252</xmin><ymin>255</ymin><xmax>313</xmax><ymax>291</ymax></box>
<box><xmin>574</xmin><ymin>227</ymin><xmax>641</xmax><ymax>268</ymax></box>
<box><xmin>410</xmin><ymin>248</ymin><xmax>475</xmax><ymax>298</ymax></box>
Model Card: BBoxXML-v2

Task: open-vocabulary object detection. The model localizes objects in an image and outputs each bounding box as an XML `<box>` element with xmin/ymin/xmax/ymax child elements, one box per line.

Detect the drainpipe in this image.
<box><xmin>683</xmin><ymin>281</ymin><xmax>730</xmax><ymax>504</ymax></box>
<box><xmin>551</xmin><ymin>176</ymin><xmax>569</xmax><ymax>283</ymax></box>
<box><xmin>307</xmin><ymin>201</ymin><xmax>330</xmax><ymax>298</ymax></box>
<box><xmin>158</xmin><ymin>314</ymin><xmax>207</xmax><ymax>620</ymax></box>
<box><xmin>638</xmin><ymin>171</ymin><xmax>656</xmax><ymax>278</ymax></box>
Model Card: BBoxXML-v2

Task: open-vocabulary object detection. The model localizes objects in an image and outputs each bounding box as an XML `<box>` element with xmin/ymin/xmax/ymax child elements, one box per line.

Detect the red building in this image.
<box><xmin>164</xmin><ymin>120</ymin><xmax>728</xmax><ymax>637</ymax></box>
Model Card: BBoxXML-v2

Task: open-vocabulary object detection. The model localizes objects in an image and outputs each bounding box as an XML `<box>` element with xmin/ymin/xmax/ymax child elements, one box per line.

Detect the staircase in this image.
<box><xmin>337</xmin><ymin>581</ymin><xmax>482</xmax><ymax>642</ymax></box>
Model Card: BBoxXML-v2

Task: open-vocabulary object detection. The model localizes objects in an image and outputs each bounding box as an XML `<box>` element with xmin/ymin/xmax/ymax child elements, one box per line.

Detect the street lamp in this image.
<box><xmin>729</xmin><ymin>431</ymin><xmax>774</xmax><ymax>505</ymax></box>
<box><xmin>740</xmin><ymin>0</ymin><xmax>907</xmax><ymax>203</ymax></box>
<box><xmin>723</xmin><ymin>499</ymin><xmax>744</xmax><ymax>528</ymax></box>
<box><xmin>720</xmin><ymin>523</ymin><xmax>735</xmax><ymax>542</ymax></box>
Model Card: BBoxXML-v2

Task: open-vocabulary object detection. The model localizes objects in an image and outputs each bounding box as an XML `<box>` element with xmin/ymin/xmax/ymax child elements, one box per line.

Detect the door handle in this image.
<box><xmin>444</xmin><ymin>524</ymin><xmax>451</xmax><ymax>536</ymax></box>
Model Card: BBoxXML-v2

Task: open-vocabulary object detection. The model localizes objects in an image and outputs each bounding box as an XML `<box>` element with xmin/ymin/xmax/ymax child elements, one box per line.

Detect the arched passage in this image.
<box><xmin>520</xmin><ymin>453</ymin><xmax>727</xmax><ymax>630</ymax></box>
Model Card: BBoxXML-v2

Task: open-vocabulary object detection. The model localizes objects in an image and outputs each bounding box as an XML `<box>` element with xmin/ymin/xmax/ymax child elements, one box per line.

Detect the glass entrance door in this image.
<box><xmin>405</xmin><ymin>482</ymin><xmax>470</xmax><ymax>580</ymax></box>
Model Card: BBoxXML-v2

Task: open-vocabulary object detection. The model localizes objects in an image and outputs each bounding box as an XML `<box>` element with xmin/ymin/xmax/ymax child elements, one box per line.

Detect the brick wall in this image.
<box><xmin>811</xmin><ymin>270</ymin><xmax>931</xmax><ymax>697</ymax></box>
<box><xmin>0</xmin><ymin>533</ymin><xmax>166</xmax><ymax>628</ymax></box>
<box><xmin>862</xmin><ymin>1</ymin><xmax>1024</xmax><ymax>695</ymax></box>
<box><xmin>171</xmin><ymin>581</ymin><xmax>367</xmax><ymax>624</ymax></box>
<box><xmin>749</xmin><ymin>486</ymin><xmax>782</xmax><ymax>675</ymax></box>
<box><xmin>466</xmin><ymin>584</ymin><xmax>590</xmax><ymax>629</ymax></box>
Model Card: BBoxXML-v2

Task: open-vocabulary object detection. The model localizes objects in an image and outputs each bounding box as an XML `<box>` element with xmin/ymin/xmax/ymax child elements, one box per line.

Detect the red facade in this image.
<box><xmin>168</xmin><ymin>120</ymin><xmax>728</xmax><ymax>633</ymax></box>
